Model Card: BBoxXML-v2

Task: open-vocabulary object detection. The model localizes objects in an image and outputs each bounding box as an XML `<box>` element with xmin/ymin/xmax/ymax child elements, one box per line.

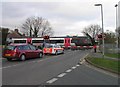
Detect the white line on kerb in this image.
<box><xmin>57</xmin><ymin>73</ymin><xmax>66</xmax><ymax>78</ymax></box>
<box><xmin>71</xmin><ymin>66</ymin><xmax>76</xmax><ymax>69</ymax></box>
<box><xmin>46</xmin><ymin>78</ymin><xmax>58</xmax><ymax>84</ymax></box>
<box><xmin>66</xmin><ymin>69</ymin><xmax>72</xmax><ymax>73</ymax></box>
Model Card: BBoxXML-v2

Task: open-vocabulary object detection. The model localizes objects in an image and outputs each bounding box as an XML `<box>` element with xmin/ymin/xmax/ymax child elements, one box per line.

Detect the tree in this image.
<box><xmin>83</xmin><ymin>32</ymin><xmax>95</xmax><ymax>45</ymax></box>
<box><xmin>116</xmin><ymin>26</ymin><xmax>120</xmax><ymax>48</ymax></box>
<box><xmin>104</xmin><ymin>31</ymin><xmax>116</xmax><ymax>44</ymax></box>
<box><xmin>22</xmin><ymin>16</ymin><xmax>54</xmax><ymax>37</ymax></box>
<box><xmin>40</xmin><ymin>20</ymin><xmax>54</xmax><ymax>37</ymax></box>
<box><xmin>82</xmin><ymin>24</ymin><xmax>102</xmax><ymax>39</ymax></box>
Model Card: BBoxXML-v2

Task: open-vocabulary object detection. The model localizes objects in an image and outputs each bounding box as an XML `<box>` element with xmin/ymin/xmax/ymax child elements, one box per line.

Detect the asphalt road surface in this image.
<box><xmin>1</xmin><ymin>50</ymin><xmax>118</xmax><ymax>86</ymax></box>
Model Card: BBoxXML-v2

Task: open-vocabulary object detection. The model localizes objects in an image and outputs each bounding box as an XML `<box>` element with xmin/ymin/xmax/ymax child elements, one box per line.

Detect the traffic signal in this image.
<box><xmin>44</xmin><ymin>36</ymin><xmax>49</xmax><ymax>39</ymax></box>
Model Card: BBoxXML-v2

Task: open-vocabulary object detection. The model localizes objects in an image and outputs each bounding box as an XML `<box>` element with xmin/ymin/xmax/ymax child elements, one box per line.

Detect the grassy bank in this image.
<box><xmin>86</xmin><ymin>57</ymin><xmax>120</xmax><ymax>74</ymax></box>
<box><xmin>105</xmin><ymin>53</ymin><xmax>120</xmax><ymax>58</ymax></box>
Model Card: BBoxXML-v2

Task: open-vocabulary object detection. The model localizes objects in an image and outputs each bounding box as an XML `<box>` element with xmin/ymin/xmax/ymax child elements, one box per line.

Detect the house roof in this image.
<box><xmin>7</xmin><ymin>31</ymin><xmax>22</xmax><ymax>38</ymax></box>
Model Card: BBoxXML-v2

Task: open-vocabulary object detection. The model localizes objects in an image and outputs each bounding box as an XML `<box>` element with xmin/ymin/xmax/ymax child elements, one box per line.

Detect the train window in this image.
<box><xmin>50</xmin><ymin>40</ymin><xmax>64</xmax><ymax>43</ymax></box>
<box><xmin>32</xmin><ymin>40</ymin><xmax>43</xmax><ymax>43</ymax></box>
<box><xmin>44</xmin><ymin>39</ymin><xmax>50</xmax><ymax>43</ymax></box>
<box><xmin>50</xmin><ymin>40</ymin><xmax>57</xmax><ymax>43</ymax></box>
<box><xmin>71</xmin><ymin>37</ymin><xmax>92</xmax><ymax>46</ymax></box>
<box><xmin>57</xmin><ymin>40</ymin><xmax>64</xmax><ymax>43</ymax></box>
<box><xmin>71</xmin><ymin>39</ymin><xmax>78</xmax><ymax>43</ymax></box>
<box><xmin>14</xmin><ymin>40</ymin><xmax>26</xmax><ymax>43</ymax></box>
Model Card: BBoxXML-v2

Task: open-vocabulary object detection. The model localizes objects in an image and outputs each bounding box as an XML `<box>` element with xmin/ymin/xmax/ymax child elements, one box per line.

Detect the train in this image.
<box><xmin>9</xmin><ymin>36</ymin><xmax>93</xmax><ymax>50</ymax></box>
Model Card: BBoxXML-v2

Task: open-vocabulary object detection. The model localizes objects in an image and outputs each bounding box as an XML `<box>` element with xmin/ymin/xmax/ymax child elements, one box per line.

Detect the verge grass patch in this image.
<box><xmin>86</xmin><ymin>57</ymin><xmax>120</xmax><ymax>74</ymax></box>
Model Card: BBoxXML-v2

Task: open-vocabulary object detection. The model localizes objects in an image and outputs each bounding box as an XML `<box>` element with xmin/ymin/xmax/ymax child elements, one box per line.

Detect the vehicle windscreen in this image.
<box><xmin>4</xmin><ymin>45</ymin><xmax>16</xmax><ymax>50</ymax></box>
<box><xmin>45</xmin><ymin>45</ymin><xmax>53</xmax><ymax>48</ymax></box>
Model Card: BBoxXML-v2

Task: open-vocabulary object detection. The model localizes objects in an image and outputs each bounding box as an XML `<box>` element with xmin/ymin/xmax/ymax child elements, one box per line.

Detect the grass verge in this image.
<box><xmin>105</xmin><ymin>53</ymin><xmax>120</xmax><ymax>58</ymax></box>
<box><xmin>86</xmin><ymin>57</ymin><xmax>120</xmax><ymax>74</ymax></box>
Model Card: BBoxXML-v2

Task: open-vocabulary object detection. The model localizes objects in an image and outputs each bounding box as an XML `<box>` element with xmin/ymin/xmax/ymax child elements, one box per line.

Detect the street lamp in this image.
<box><xmin>115</xmin><ymin>4</ymin><xmax>119</xmax><ymax>49</ymax></box>
<box><xmin>95</xmin><ymin>4</ymin><xmax>105</xmax><ymax>58</ymax></box>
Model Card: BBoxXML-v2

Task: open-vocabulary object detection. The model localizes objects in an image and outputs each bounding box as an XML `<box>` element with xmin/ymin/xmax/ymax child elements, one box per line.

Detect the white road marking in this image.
<box><xmin>57</xmin><ymin>73</ymin><xmax>66</xmax><ymax>78</ymax></box>
<box><xmin>46</xmin><ymin>78</ymin><xmax>58</xmax><ymax>84</ymax></box>
<box><xmin>79</xmin><ymin>61</ymin><xmax>85</xmax><ymax>65</ymax></box>
<box><xmin>37</xmin><ymin>60</ymin><xmax>43</xmax><ymax>62</ymax></box>
<box><xmin>71</xmin><ymin>66</ymin><xmax>76</xmax><ymax>69</ymax></box>
<box><xmin>76</xmin><ymin>64</ymin><xmax>80</xmax><ymax>67</ymax></box>
<box><xmin>12</xmin><ymin>64</ymin><xmax>19</xmax><ymax>67</ymax></box>
<box><xmin>2</xmin><ymin>58</ymin><xmax>47</xmax><ymax>69</ymax></box>
<box><xmin>83</xmin><ymin>59</ymin><xmax>85</xmax><ymax>62</ymax></box>
<box><xmin>0</xmin><ymin>58</ymin><xmax>5</xmax><ymax>60</ymax></box>
<box><xmin>2</xmin><ymin>66</ymin><xmax>12</xmax><ymax>69</ymax></box>
<box><xmin>1</xmin><ymin>63</ymin><xmax>22</xmax><ymax>69</ymax></box>
<box><xmin>32</xmin><ymin>61</ymin><xmax>36</xmax><ymax>63</ymax></box>
<box><xmin>66</xmin><ymin>69</ymin><xmax>72</xmax><ymax>73</ymax></box>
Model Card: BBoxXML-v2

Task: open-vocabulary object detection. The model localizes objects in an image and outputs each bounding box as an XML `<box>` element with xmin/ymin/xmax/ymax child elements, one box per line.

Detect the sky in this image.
<box><xmin>0</xmin><ymin>0</ymin><xmax>120</xmax><ymax>36</ymax></box>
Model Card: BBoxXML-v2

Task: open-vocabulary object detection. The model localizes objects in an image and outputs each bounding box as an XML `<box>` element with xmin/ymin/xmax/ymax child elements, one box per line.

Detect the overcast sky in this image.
<box><xmin>1</xmin><ymin>0</ymin><xmax>120</xmax><ymax>36</ymax></box>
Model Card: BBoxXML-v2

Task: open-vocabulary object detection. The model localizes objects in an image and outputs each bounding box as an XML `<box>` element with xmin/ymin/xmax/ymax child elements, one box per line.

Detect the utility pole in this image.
<box><xmin>95</xmin><ymin>4</ymin><xmax>105</xmax><ymax>58</ymax></box>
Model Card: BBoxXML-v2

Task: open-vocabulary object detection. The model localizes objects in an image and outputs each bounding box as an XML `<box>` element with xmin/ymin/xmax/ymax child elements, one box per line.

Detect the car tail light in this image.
<box><xmin>14</xmin><ymin>48</ymin><xmax>17</xmax><ymax>53</ymax></box>
<box><xmin>12</xmin><ymin>48</ymin><xmax>17</xmax><ymax>56</ymax></box>
<box><xmin>43</xmin><ymin>48</ymin><xmax>46</xmax><ymax>53</ymax></box>
<box><xmin>49</xmin><ymin>48</ymin><xmax>52</xmax><ymax>53</ymax></box>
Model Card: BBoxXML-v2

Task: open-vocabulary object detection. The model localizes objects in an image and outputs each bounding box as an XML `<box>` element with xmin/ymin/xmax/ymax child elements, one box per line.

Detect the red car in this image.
<box><xmin>3</xmin><ymin>44</ymin><xmax>43</xmax><ymax>61</ymax></box>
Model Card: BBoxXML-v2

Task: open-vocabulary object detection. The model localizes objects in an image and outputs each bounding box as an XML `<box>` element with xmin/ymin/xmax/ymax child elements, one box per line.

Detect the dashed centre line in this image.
<box><xmin>46</xmin><ymin>78</ymin><xmax>58</xmax><ymax>84</ymax></box>
<box><xmin>76</xmin><ymin>64</ymin><xmax>80</xmax><ymax>67</ymax></box>
<box><xmin>46</xmin><ymin>64</ymin><xmax>80</xmax><ymax>84</ymax></box>
<box><xmin>66</xmin><ymin>69</ymin><xmax>72</xmax><ymax>73</ymax></box>
<box><xmin>57</xmin><ymin>73</ymin><xmax>66</xmax><ymax>78</ymax></box>
<box><xmin>71</xmin><ymin>66</ymin><xmax>76</xmax><ymax>69</ymax></box>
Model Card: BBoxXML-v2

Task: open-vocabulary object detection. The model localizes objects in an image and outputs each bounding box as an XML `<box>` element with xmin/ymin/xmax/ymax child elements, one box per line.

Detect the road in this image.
<box><xmin>2</xmin><ymin>50</ymin><xmax>118</xmax><ymax>86</ymax></box>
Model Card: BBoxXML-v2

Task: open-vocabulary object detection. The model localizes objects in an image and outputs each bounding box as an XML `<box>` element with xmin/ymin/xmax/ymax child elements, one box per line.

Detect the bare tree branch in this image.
<box><xmin>82</xmin><ymin>24</ymin><xmax>102</xmax><ymax>39</ymax></box>
<box><xmin>21</xmin><ymin>16</ymin><xmax>54</xmax><ymax>37</ymax></box>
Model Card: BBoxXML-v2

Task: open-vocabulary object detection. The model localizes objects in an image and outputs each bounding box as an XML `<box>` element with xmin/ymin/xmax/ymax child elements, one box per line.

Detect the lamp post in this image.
<box><xmin>115</xmin><ymin>4</ymin><xmax>119</xmax><ymax>49</ymax></box>
<box><xmin>95</xmin><ymin>4</ymin><xmax>104</xmax><ymax>58</ymax></box>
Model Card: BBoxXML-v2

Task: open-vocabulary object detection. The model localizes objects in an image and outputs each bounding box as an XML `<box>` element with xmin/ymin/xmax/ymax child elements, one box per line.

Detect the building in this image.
<box><xmin>7</xmin><ymin>29</ymin><xmax>22</xmax><ymax>38</ymax></box>
<box><xmin>6</xmin><ymin>29</ymin><xmax>24</xmax><ymax>43</ymax></box>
